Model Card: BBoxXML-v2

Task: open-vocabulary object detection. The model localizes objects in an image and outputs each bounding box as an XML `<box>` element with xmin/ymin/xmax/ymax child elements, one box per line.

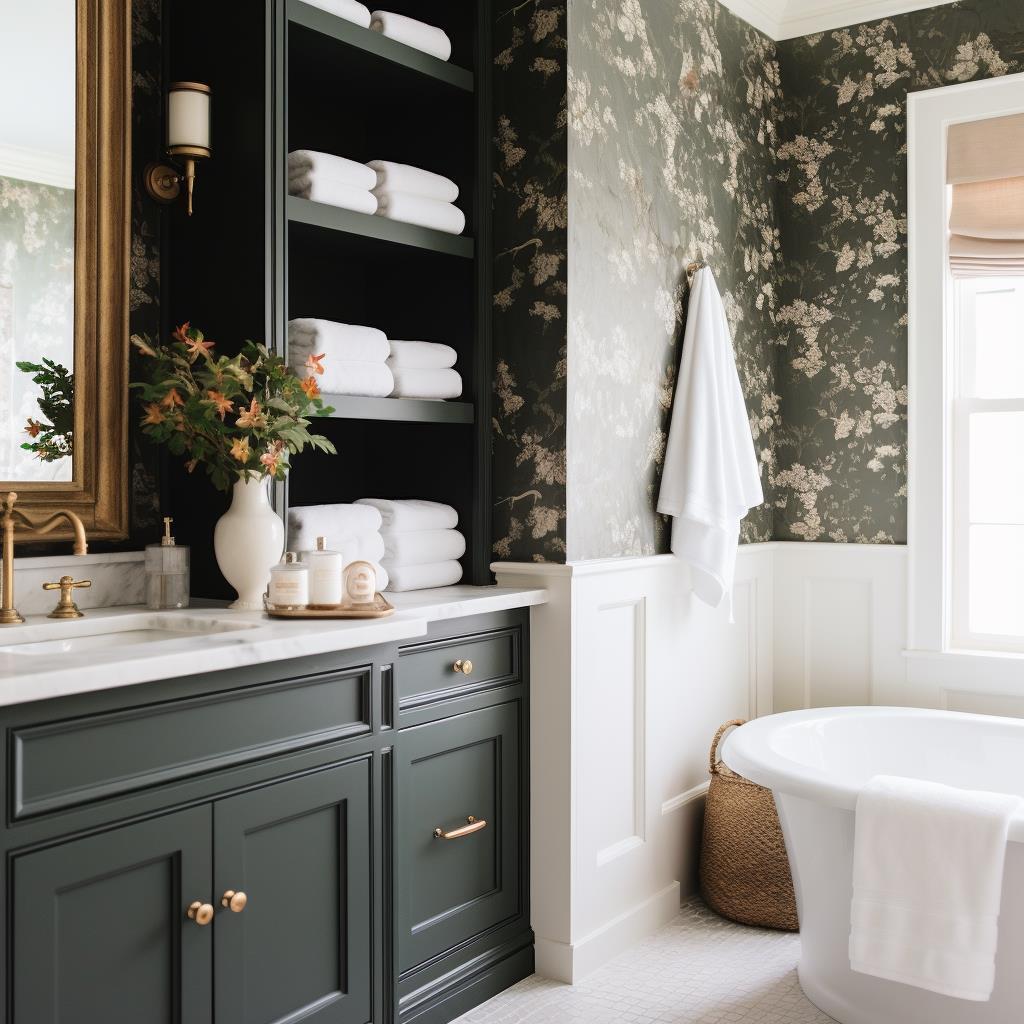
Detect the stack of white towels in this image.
<box><xmin>356</xmin><ymin>499</ymin><xmax>465</xmax><ymax>591</ymax></box>
<box><xmin>369</xmin><ymin>160</ymin><xmax>465</xmax><ymax>236</ymax></box>
<box><xmin>370</xmin><ymin>12</ymin><xmax>452</xmax><ymax>62</ymax></box>
<box><xmin>289</xmin><ymin>318</ymin><xmax>394</xmax><ymax>398</ymax></box>
<box><xmin>388</xmin><ymin>341</ymin><xmax>461</xmax><ymax>400</ymax></box>
<box><xmin>288</xmin><ymin>151</ymin><xmax>378</xmax><ymax>215</ymax></box>
<box><xmin>300</xmin><ymin>4</ymin><xmax>452</xmax><ymax>63</ymax></box>
<box><xmin>287</xmin><ymin>503</ymin><xmax>390</xmax><ymax>591</ymax></box>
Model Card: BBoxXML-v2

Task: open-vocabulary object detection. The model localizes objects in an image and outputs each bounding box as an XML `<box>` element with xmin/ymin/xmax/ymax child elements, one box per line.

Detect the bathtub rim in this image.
<box><xmin>721</xmin><ymin>706</ymin><xmax>1024</xmax><ymax>844</ymax></box>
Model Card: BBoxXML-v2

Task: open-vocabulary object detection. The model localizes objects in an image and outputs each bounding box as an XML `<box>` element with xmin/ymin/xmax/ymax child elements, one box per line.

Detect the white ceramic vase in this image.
<box><xmin>214</xmin><ymin>476</ymin><xmax>285</xmax><ymax>610</ymax></box>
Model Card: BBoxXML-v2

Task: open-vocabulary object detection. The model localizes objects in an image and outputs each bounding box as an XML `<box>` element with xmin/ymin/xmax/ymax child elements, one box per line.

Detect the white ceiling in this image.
<box><xmin>0</xmin><ymin>0</ymin><xmax>76</xmax><ymax>186</ymax></box>
<box><xmin>721</xmin><ymin>0</ymin><xmax>959</xmax><ymax>41</ymax></box>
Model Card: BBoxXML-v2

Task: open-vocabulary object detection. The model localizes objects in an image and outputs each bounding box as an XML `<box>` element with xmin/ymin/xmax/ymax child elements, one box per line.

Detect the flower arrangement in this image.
<box><xmin>18</xmin><ymin>359</ymin><xmax>74</xmax><ymax>463</ymax></box>
<box><xmin>131</xmin><ymin>323</ymin><xmax>336</xmax><ymax>491</ymax></box>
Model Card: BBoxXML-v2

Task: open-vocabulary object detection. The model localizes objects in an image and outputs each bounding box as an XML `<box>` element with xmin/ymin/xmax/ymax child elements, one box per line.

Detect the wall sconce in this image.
<box><xmin>144</xmin><ymin>81</ymin><xmax>211</xmax><ymax>216</ymax></box>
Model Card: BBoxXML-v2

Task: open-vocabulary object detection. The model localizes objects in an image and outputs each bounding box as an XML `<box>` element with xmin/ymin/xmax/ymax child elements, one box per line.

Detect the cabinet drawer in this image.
<box><xmin>397</xmin><ymin>628</ymin><xmax>520</xmax><ymax>708</ymax></box>
<box><xmin>12</xmin><ymin>666</ymin><xmax>371</xmax><ymax>819</ymax></box>
<box><xmin>397</xmin><ymin>701</ymin><xmax>522</xmax><ymax>975</ymax></box>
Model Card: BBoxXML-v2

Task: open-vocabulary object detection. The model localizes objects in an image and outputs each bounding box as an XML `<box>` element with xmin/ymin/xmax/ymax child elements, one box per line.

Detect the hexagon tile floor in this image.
<box><xmin>454</xmin><ymin>898</ymin><xmax>836</xmax><ymax>1024</ymax></box>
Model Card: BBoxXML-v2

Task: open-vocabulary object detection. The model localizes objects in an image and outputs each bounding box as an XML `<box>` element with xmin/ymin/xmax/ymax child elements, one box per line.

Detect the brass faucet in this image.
<box><xmin>1</xmin><ymin>492</ymin><xmax>88</xmax><ymax>625</ymax></box>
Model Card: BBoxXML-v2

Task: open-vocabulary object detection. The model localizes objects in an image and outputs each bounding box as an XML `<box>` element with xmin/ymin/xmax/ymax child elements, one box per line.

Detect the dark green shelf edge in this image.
<box><xmin>315</xmin><ymin>395</ymin><xmax>475</xmax><ymax>424</ymax></box>
<box><xmin>288</xmin><ymin>0</ymin><xmax>474</xmax><ymax>93</ymax></box>
<box><xmin>287</xmin><ymin>196</ymin><xmax>475</xmax><ymax>259</ymax></box>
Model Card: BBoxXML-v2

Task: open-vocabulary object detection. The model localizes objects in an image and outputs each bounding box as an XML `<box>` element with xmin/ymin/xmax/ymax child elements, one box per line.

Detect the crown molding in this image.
<box><xmin>719</xmin><ymin>0</ymin><xmax>959</xmax><ymax>42</ymax></box>
<box><xmin>0</xmin><ymin>144</ymin><xmax>74</xmax><ymax>190</ymax></box>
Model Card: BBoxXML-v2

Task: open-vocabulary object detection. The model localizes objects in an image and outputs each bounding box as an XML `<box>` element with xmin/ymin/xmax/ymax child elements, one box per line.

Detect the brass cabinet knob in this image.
<box><xmin>453</xmin><ymin>659</ymin><xmax>473</xmax><ymax>675</ymax></box>
<box><xmin>186</xmin><ymin>900</ymin><xmax>214</xmax><ymax>926</ymax></box>
<box><xmin>221</xmin><ymin>889</ymin><xmax>248</xmax><ymax>913</ymax></box>
<box><xmin>433</xmin><ymin>815</ymin><xmax>488</xmax><ymax>840</ymax></box>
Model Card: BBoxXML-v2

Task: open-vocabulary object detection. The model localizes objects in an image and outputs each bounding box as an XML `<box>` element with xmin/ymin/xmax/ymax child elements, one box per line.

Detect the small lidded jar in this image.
<box><xmin>303</xmin><ymin>536</ymin><xmax>343</xmax><ymax>607</ymax></box>
<box><xmin>268</xmin><ymin>552</ymin><xmax>309</xmax><ymax>609</ymax></box>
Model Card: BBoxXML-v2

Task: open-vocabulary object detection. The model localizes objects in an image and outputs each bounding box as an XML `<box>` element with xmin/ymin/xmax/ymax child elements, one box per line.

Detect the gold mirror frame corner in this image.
<box><xmin>0</xmin><ymin>0</ymin><xmax>133</xmax><ymax>544</ymax></box>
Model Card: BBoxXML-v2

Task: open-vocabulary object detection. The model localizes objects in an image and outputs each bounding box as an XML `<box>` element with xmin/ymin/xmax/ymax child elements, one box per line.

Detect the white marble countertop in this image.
<box><xmin>0</xmin><ymin>585</ymin><xmax>547</xmax><ymax>708</ymax></box>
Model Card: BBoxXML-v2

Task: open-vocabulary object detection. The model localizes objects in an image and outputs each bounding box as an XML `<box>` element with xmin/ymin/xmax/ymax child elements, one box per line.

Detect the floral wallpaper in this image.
<box><xmin>773</xmin><ymin>0</ymin><xmax>1024</xmax><ymax>542</ymax></box>
<box><xmin>491</xmin><ymin>0</ymin><xmax>569</xmax><ymax>564</ymax></box>
<box><xmin>566</xmin><ymin>0</ymin><xmax>782</xmax><ymax>559</ymax></box>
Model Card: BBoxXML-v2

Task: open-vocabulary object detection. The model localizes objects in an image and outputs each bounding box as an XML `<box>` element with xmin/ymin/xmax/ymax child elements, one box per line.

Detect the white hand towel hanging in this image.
<box><xmin>657</xmin><ymin>268</ymin><xmax>763</xmax><ymax>610</ymax></box>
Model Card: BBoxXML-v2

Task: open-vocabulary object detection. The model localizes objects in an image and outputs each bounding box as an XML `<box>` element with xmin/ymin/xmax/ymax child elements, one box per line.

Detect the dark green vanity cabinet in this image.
<box><xmin>0</xmin><ymin>608</ymin><xmax>531</xmax><ymax>1023</ymax></box>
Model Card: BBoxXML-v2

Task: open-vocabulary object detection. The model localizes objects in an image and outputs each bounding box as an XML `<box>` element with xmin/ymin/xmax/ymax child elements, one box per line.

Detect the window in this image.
<box><xmin>952</xmin><ymin>278</ymin><xmax>1024</xmax><ymax>651</ymax></box>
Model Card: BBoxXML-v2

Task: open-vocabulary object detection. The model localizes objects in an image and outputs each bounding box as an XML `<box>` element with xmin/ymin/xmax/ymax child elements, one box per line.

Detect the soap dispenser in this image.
<box><xmin>146</xmin><ymin>517</ymin><xmax>190</xmax><ymax>610</ymax></box>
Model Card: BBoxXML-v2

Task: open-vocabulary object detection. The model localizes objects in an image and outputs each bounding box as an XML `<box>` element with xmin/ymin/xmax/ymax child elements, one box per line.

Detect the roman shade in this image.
<box><xmin>948</xmin><ymin>113</ymin><xmax>1024</xmax><ymax>278</ymax></box>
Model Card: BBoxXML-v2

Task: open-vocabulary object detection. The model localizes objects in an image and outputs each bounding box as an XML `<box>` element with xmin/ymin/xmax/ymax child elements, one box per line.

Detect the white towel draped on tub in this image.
<box><xmin>369</xmin><ymin>11</ymin><xmax>452</xmax><ymax>62</ymax></box>
<box><xmin>850</xmin><ymin>775</ymin><xmax>1021</xmax><ymax>1002</ymax></box>
<box><xmin>656</xmin><ymin>268</ymin><xmax>763</xmax><ymax>610</ymax></box>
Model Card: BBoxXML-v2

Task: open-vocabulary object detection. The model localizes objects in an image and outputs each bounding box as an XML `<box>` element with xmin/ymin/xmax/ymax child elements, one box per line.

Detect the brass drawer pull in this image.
<box><xmin>186</xmin><ymin>900</ymin><xmax>214</xmax><ymax>926</ymax></box>
<box><xmin>220</xmin><ymin>889</ymin><xmax>248</xmax><ymax>913</ymax></box>
<box><xmin>433</xmin><ymin>815</ymin><xmax>487</xmax><ymax>840</ymax></box>
<box><xmin>453</xmin><ymin>659</ymin><xmax>473</xmax><ymax>675</ymax></box>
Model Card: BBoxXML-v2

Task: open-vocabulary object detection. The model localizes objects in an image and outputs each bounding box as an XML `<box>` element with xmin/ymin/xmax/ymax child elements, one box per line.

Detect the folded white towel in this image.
<box><xmin>367</xmin><ymin>160</ymin><xmax>459</xmax><ymax>203</ymax></box>
<box><xmin>301</xmin><ymin>0</ymin><xmax>372</xmax><ymax>27</ymax></box>
<box><xmin>356</xmin><ymin>498</ymin><xmax>458</xmax><ymax>532</ymax></box>
<box><xmin>288</xmin><ymin>150</ymin><xmax>378</xmax><ymax>191</ymax></box>
<box><xmin>387</xmin><ymin>340</ymin><xmax>457</xmax><ymax>369</ymax></box>
<box><xmin>291</xmin><ymin>358</ymin><xmax>394</xmax><ymax>398</ymax></box>
<box><xmin>369</xmin><ymin>11</ymin><xmax>452</xmax><ymax>62</ymax></box>
<box><xmin>287</xmin><ymin>504</ymin><xmax>384</xmax><ymax>554</ymax></box>
<box><xmin>289</xmin><ymin>177</ymin><xmax>378</xmax><ymax>215</ymax></box>
<box><xmin>374</xmin><ymin>192</ymin><xmax>465</xmax><ymax>235</ymax></box>
<box><xmin>289</xmin><ymin>319</ymin><xmax>390</xmax><ymax>364</ymax></box>
<box><xmin>381</xmin><ymin>529</ymin><xmax>466</xmax><ymax>567</ymax></box>
<box><xmin>389</xmin><ymin>365</ymin><xmax>462</xmax><ymax>400</ymax></box>
<box><xmin>384</xmin><ymin>560</ymin><xmax>463</xmax><ymax>592</ymax></box>
<box><xmin>657</xmin><ymin>268</ymin><xmax>763</xmax><ymax>611</ymax></box>
<box><xmin>849</xmin><ymin>775</ymin><xmax>1021</xmax><ymax>1002</ymax></box>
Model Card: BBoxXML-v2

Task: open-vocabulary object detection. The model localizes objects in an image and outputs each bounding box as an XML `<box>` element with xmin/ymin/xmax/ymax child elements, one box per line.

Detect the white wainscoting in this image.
<box><xmin>494</xmin><ymin>547</ymin><xmax>773</xmax><ymax>983</ymax></box>
<box><xmin>496</xmin><ymin>539</ymin><xmax>1024</xmax><ymax>983</ymax></box>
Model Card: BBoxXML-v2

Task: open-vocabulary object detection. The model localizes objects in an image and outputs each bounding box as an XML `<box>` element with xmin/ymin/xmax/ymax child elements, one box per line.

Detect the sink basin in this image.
<box><xmin>0</xmin><ymin>614</ymin><xmax>258</xmax><ymax>657</ymax></box>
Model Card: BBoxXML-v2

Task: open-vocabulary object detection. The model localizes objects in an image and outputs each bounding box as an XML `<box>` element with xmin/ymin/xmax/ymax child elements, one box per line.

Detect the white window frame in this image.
<box><xmin>950</xmin><ymin>280</ymin><xmax>1024</xmax><ymax>653</ymax></box>
<box><xmin>907</xmin><ymin>73</ymin><xmax>1024</xmax><ymax>663</ymax></box>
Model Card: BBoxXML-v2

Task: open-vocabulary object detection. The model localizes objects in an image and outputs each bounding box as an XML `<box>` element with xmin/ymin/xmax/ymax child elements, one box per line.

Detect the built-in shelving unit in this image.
<box><xmin>287</xmin><ymin>196</ymin><xmax>475</xmax><ymax>260</ymax></box>
<box><xmin>166</xmin><ymin>0</ymin><xmax>492</xmax><ymax>595</ymax></box>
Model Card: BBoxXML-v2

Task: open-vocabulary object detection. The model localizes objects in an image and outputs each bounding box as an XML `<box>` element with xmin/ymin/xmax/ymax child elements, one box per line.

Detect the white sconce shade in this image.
<box><xmin>167</xmin><ymin>81</ymin><xmax>211</xmax><ymax>158</ymax></box>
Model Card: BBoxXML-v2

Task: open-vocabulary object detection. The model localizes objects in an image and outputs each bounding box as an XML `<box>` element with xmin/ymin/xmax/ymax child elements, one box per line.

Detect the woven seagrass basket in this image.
<box><xmin>699</xmin><ymin>719</ymin><xmax>799</xmax><ymax>932</ymax></box>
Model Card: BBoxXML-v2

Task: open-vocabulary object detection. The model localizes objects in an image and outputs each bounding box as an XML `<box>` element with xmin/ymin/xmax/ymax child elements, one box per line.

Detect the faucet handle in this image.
<box><xmin>42</xmin><ymin>576</ymin><xmax>92</xmax><ymax>620</ymax></box>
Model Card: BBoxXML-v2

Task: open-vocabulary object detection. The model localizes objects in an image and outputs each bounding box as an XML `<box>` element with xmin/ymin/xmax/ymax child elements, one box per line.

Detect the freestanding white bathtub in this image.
<box><xmin>722</xmin><ymin>707</ymin><xmax>1024</xmax><ymax>1024</ymax></box>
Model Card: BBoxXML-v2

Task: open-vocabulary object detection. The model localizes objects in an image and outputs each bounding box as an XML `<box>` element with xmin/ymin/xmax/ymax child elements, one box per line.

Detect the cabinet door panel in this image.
<box><xmin>214</xmin><ymin>759</ymin><xmax>373</xmax><ymax>1024</ymax></box>
<box><xmin>398</xmin><ymin>702</ymin><xmax>521</xmax><ymax>974</ymax></box>
<box><xmin>13</xmin><ymin>806</ymin><xmax>212</xmax><ymax>1024</ymax></box>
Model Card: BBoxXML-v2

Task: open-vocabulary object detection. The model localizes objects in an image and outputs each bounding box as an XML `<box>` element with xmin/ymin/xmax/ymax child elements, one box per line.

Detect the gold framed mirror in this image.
<box><xmin>0</xmin><ymin>0</ymin><xmax>131</xmax><ymax>542</ymax></box>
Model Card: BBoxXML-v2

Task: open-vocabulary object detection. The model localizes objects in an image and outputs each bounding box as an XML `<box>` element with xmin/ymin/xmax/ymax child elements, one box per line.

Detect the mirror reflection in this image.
<box><xmin>0</xmin><ymin>0</ymin><xmax>76</xmax><ymax>482</ymax></box>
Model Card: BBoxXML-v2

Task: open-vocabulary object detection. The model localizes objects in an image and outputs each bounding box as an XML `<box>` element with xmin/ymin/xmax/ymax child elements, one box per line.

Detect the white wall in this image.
<box><xmin>494</xmin><ymin>547</ymin><xmax>773</xmax><ymax>982</ymax></box>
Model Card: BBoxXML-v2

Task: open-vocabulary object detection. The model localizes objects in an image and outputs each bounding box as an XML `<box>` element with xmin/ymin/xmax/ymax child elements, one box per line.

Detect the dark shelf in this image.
<box><xmin>316</xmin><ymin>395</ymin><xmax>474</xmax><ymax>424</ymax></box>
<box><xmin>288</xmin><ymin>0</ymin><xmax>474</xmax><ymax>93</ymax></box>
<box><xmin>288</xmin><ymin>196</ymin><xmax>474</xmax><ymax>259</ymax></box>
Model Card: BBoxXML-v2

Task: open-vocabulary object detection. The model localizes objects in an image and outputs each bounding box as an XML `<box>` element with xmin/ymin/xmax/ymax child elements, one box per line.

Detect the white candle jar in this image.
<box><xmin>268</xmin><ymin>552</ymin><xmax>309</xmax><ymax>609</ymax></box>
<box><xmin>303</xmin><ymin>537</ymin><xmax>344</xmax><ymax>607</ymax></box>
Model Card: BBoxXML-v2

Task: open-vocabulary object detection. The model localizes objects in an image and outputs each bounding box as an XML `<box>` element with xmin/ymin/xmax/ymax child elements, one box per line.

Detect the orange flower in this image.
<box><xmin>235</xmin><ymin>398</ymin><xmax>267</xmax><ymax>430</ymax></box>
<box><xmin>142</xmin><ymin>402</ymin><xmax>166</xmax><ymax>426</ymax></box>
<box><xmin>206</xmin><ymin>389</ymin><xmax>234</xmax><ymax>420</ymax></box>
<box><xmin>24</xmin><ymin>418</ymin><xmax>42</xmax><ymax>438</ymax></box>
<box><xmin>300</xmin><ymin>375</ymin><xmax>320</xmax><ymax>399</ymax></box>
<box><xmin>161</xmin><ymin>388</ymin><xmax>185</xmax><ymax>409</ymax></box>
<box><xmin>229</xmin><ymin>437</ymin><xmax>250</xmax><ymax>463</ymax></box>
<box><xmin>305</xmin><ymin>352</ymin><xmax>326</xmax><ymax>376</ymax></box>
<box><xmin>260</xmin><ymin>450</ymin><xmax>281</xmax><ymax>476</ymax></box>
<box><xmin>174</xmin><ymin>321</ymin><xmax>215</xmax><ymax>362</ymax></box>
<box><xmin>172</xmin><ymin>321</ymin><xmax>192</xmax><ymax>344</ymax></box>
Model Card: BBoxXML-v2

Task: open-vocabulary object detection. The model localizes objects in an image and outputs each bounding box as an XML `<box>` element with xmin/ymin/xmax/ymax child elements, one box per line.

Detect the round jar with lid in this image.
<box><xmin>302</xmin><ymin>537</ymin><xmax>344</xmax><ymax>607</ymax></box>
<box><xmin>268</xmin><ymin>552</ymin><xmax>309</xmax><ymax>609</ymax></box>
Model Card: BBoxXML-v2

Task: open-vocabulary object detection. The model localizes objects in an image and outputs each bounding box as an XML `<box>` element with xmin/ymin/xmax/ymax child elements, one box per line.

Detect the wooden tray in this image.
<box><xmin>264</xmin><ymin>593</ymin><xmax>394</xmax><ymax>619</ymax></box>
